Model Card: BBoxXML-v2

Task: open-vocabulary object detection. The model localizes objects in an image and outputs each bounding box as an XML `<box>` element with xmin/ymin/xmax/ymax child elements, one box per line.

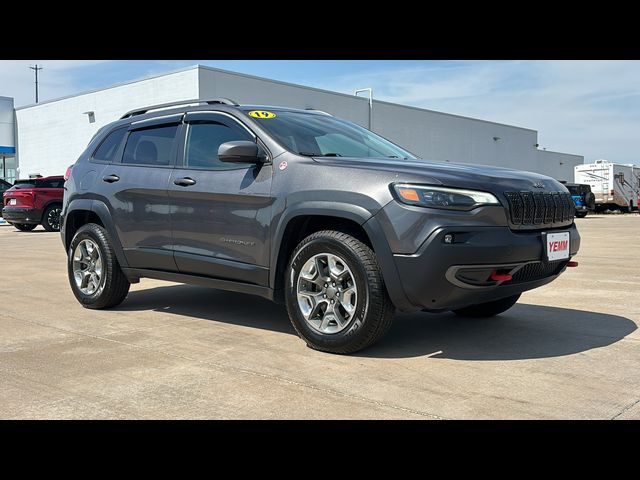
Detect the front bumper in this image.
<box><xmin>574</xmin><ymin>205</ymin><xmax>588</xmax><ymax>213</ymax></box>
<box><xmin>393</xmin><ymin>224</ymin><xmax>580</xmax><ymax>311</ymax></box>
<box><xmin>1</xmin><ymin>207</ymin><xmax>42</xmax><ymax>224</ymax></box>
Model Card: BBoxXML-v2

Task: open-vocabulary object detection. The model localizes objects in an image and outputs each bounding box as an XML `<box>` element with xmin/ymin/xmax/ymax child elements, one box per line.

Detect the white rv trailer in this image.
<box><xmin>574</xmin><ymin>160</ymin><xmax>640</xmax><ymax>211</ymax></box>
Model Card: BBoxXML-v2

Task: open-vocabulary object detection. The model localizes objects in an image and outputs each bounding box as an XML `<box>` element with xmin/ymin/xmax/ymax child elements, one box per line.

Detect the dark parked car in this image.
<box><xmin>0</xmin><ymin>179</ymin><xmax>11</xmax><ymax>224</ymax></box>
<box><xmin>0</xmin><ymin>178</ymin><xmax>11</xmax><ymax>196</ymax></box>
<box><xmin>2</xmin><ymin>176</ymin><xmax>65</xmax><ymax>231</ymax></box>
<box><xmin>563</xmin><ymin>183</ymin><xmax>596</xmax><ymax>218</ymax></box>
<box><xmin>61</xmin><ymin>98</ymin><xmax>580</xmax><ymax>354</ymax></box>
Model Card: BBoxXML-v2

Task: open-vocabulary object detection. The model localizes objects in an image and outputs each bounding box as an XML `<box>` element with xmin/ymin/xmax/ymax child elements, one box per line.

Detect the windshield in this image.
<box><xmin>245</xmin><ymin>110</ymin><xmax>417</xmax><ymax>159</ymax></box>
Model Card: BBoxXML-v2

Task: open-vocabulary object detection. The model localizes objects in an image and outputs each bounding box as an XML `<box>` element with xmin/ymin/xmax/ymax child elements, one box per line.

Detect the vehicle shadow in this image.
<box><xmin>117</xmin><ymin>284</ymin><xmax>294</xmax><ymax>334</ymax></box>
<box><xmin>115</xmin><ymin>284</ymin><xmax>637</xmax><ymax>360</ymax></box>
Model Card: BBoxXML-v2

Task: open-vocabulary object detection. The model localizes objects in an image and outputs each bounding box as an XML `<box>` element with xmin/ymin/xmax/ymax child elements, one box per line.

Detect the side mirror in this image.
<box><xmin>218</xmin><ymin>141</ymin><xmax>267</xmax><ymax>164</ymax></box>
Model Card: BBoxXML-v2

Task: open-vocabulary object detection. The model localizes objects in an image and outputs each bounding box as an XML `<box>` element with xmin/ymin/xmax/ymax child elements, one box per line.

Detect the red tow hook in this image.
<box><xmin>490</xmin><ymin>270</ymin><xmax>513</xmax><ymax>282</ymax></box>
<box><xmin>567</xmin><ymin>261</ymin><xmax>579</xmax><ymax>267</ymax></box>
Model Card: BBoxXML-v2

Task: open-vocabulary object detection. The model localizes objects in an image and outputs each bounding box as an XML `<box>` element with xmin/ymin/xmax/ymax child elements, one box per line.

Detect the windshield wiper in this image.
<box><xmin>298</xmin><ymin>152</ymin><xmax>342</xmax><ymax>157</ymax></box>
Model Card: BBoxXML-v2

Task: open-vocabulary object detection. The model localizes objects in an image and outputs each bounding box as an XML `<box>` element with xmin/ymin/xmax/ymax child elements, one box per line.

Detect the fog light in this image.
<box><xmin>444</xmin><ymin>234</ymin><xmax>454</xmax><ymax>244</ymax></box>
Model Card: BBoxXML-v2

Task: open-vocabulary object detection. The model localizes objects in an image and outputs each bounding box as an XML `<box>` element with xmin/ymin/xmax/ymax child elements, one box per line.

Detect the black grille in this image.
<box><xmin>511</xmin><ymin>261</ymin><xmax>567</xmax><ymax>283</ymax></box>
<box><xmin>504</xmin><ymin>191</ymin><xmax>574</xmax><ymax>227</ymax></box>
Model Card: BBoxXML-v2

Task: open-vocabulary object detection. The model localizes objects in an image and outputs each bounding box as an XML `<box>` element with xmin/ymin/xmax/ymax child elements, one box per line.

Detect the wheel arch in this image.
<box><xmin>270</xmin><ymin>203</ymin><xmax>415</xmax><ymax>311</ymax></box>
<box><xmin>42</xmin><ymin>199</ymin><xmax>63</xmax><ymax>211</ymax></box>
<box><xmin>64</xmin><ymin>199</ymin><xmax>129</xmax><ymax>268</ymax></box>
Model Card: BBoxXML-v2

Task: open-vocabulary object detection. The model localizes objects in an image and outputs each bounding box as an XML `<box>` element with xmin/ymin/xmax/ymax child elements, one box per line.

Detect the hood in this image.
<box><xmin>312</xmin><ymin>157</ymin><xmax>567</xmax><ymax>194</ymax></box>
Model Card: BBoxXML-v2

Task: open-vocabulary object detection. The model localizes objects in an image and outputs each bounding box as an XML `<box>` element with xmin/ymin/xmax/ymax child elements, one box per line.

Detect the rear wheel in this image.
<box><xmin>68</xmin><ymin>223</ymin><xmax>130</xmax><ymax>309</ymax></box>
<box><xmin>453</xmin><ymin>294</ymin><xmax>521</xmax><ymax>318</ymax></box>
<box><xmin>14</xmin><ymin>223</ymin><xmax>37</xmax><ymax>231</ymax></box>
<box><xmin>42</xmin><ymin>204</ymin><xmax>62</xmax><ymax>232</ymax></box>
<box><xmin>285</xmin><ymin>230</ymin><xmax>394</xmax><ymax>354</ymax></box>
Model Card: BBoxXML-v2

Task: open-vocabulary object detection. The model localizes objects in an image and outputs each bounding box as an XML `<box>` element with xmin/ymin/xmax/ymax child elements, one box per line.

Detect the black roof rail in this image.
<box><xmin>120</xmin><ymin>97</ymin><xmax>239</xmax><ymax>119</ymax></box>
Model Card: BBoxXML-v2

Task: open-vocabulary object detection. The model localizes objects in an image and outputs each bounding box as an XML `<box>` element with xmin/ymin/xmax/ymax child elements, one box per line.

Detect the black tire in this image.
<box><xmin>575</xmin><ymin>211</ymin><xmax>588</xmax><ymax>218</ymax></box>
<box><xmin>285</xmin><ymin>230</ymin><xmax>395</xmax><ymax>354</ymax></box>
<box><xmin>42</xmin><ymin>204</ymin><xmax>62</xmax><ymax>232</ymax></box>
<box><xmin>453</xmin><ymin>293</ymin><xmax>521</xmax><ymax>318</ymax></box>
<box><xmin>67</xmin><ymin>223</ymin><xmax>130</xmax><ymax>309</ymax></box>
<box><xmin>14</xmin><ymin>223</ymin><xmax>37</xmax><ymax>231</ymax></box>
<box><xmin>585</xmin><ymin>192</ymin><xmax>596</xmax><ymax>210</ymax></box>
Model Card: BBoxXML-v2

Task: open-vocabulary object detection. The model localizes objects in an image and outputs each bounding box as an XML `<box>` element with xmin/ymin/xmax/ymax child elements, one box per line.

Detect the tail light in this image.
<box><xmin>64</xmin><ymin>165</ymin><xmax>73</xmax><ymax>181</ymax></box>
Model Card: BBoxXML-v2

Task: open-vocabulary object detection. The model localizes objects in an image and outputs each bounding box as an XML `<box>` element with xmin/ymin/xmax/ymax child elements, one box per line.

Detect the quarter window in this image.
<box><xmin>185</xmin><ymin>121</ymin><xmax>254</xmax><ymax>170</ymax></box>
<box><xmin>122</xmin><ymin>125</ymin><xmax>178</xmax><ymax>166</ymax></box>
<box><xmin>93</xmin><ymin>127</ymin><xmax>127</xmax><ymax>163</ymax></box>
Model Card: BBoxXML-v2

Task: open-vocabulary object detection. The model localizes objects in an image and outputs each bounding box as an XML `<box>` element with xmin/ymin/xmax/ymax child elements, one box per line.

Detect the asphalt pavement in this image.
<box><xmin>1</xmin><ymin>214</ymin><xmax>638</xmax><ymax>419</ymax></box>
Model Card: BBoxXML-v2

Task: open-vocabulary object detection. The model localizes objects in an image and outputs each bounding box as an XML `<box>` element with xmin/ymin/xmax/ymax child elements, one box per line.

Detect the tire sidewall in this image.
<box><xmin>286</xmin><ymin>235</ymin><xmax>371</xmax><ymax>350</ymax></box>
<box><xmin>68</xmin><ymin>225</ymin><xmax>109</xmax><ymax>305</ymax></box>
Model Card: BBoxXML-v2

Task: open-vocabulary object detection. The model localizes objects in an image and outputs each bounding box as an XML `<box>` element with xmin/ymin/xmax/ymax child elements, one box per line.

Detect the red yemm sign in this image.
<box><xmin>548</xmin><ymin>240</ymin><xmax>568</xmax><ymax>252</ymax></box>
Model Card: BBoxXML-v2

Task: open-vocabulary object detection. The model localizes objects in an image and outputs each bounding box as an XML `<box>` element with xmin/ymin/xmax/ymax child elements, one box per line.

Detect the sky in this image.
<box><xmin>1</xmin><ymin>60</ymin><xmax>639</xmax><ymax>165</ymax></box>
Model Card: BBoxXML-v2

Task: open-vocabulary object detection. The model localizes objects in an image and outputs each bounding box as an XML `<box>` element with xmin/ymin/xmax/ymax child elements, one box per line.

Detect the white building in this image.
<box><xmin>4</xmin><ymin>65</ymin><xmax>583</xmax><ymax>182</ymax></box>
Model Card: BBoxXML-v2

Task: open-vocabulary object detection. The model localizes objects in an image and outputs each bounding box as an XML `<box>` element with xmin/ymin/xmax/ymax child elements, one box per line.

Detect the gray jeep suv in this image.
<box><xmin>61</xmin><ymin>98</ymin><xmax>580</xmax><ymax>354</ymax></box>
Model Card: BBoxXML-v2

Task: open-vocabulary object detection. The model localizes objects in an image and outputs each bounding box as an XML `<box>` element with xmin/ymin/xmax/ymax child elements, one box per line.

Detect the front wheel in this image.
<box><xmin>14</xmin><ymin>223</ymin><xmax>37</xmax><ymax>231</ymax></box>
<box><xmin>285</xmin><ymin>230</ymin><xmax>394</xmax><ymax>354</ymax></box>
<box><xmin>68</xmin><ymin>223</ymin><xmax>130</xmax><ymax>309</ymax></box>
<box><xmin>452</xmin><ymin>294</ymin><xmax>521</xmax><ymax>318</ymax></box>
<box><xmin>42</xmin><ymin>204</ymin><xmax>62</xmax><ymax>232</ymax></box>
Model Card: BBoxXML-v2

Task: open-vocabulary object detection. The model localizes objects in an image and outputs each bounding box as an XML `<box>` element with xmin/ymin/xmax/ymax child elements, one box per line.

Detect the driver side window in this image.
<box><xmin>185</xmin><ymin>120</ymin><xmax>254</xmax><ymax>170</ymax></box>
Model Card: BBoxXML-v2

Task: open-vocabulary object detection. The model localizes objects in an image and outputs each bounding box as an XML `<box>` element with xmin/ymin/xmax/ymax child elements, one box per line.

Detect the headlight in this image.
<box><xmin>393</xmin><ymin>184</ymin><xmax>500</xmax><ymax>210</ymax></box>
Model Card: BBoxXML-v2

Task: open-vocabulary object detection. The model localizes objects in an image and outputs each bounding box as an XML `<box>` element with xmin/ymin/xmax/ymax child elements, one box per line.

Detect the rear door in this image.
<box><xmin>97</xmin><ymin>115</ymin><xmax>182</xmax><ymax>271</ymax></box>
<box><xmin>168</xmin><ymin>111</ymin><xmax>273</xmax><ymax>285</ymax></box>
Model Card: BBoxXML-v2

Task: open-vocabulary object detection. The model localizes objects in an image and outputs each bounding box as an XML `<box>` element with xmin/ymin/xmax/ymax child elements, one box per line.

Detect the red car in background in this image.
<box><xmin>1</xmin><ymin>176</ymin><xmax>65</xmax><ymax>231</ymax></box>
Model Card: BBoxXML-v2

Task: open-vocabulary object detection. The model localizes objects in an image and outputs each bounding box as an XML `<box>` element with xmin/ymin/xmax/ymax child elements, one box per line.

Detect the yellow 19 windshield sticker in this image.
<box><xmin>248</xmin><ymin>110</ymin><xmax>277</xmax><ymax>119</ymax></box>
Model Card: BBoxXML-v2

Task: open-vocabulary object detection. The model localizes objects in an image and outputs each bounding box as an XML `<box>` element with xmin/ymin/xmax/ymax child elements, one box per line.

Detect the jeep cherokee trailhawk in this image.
<box><xmin>61</xmin><ymin>98</ymin><xmax>580</xmax><ymax>354</ymax></box>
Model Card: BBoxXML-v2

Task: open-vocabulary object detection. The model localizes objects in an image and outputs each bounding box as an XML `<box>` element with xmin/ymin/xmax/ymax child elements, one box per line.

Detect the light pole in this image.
<box><xmin>29</xmin><ymin>65</ymin><xmax>43</xmax><ymax>103</ymax></box>
<box><xmin>354</xmin><ymin>88</ymin><xmax>373</xmax><ymax>130</ymax></box>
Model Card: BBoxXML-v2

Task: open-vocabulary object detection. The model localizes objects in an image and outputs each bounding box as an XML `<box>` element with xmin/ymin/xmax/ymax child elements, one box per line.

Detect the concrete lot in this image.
<box><xmin>1</xmin><ymin>215</ymin><xmax>639</xmax><ymax>419</ymax></box>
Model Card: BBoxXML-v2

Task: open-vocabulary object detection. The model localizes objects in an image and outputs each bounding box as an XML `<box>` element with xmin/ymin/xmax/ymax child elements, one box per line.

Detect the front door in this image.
<box><xmin>168</xmin><ymin>111</ymin><xmax>273</xmax><ymax>286</ymax></box>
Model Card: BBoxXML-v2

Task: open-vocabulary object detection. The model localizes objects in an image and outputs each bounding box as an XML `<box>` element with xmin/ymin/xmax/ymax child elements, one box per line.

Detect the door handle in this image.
<box><xmin>102</xmin><ymin>174</ymin><xmax>120</xmax><ymax>183</ymax></box>
<box><xmin>174</xmin><ymin>177</ymin><xmax>196</xmax><ymax>187</ymax></box>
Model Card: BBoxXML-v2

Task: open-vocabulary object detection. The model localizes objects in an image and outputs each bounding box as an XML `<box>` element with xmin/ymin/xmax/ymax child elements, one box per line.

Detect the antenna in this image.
<box><xmin>29</xmin><ymin>64</ymin><xmax>43</xmax><ymax>103</ymax></box>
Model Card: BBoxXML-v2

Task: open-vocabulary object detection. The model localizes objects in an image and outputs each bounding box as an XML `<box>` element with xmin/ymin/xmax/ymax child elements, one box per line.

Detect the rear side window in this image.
<box><xmin>122</xmin><ymin>125</ymin><xmax>178</xmax><ymax>166</ymax></box>
<box><xmin>93</xmin><ymin>127</ymin><xmax>128</xmax><ymax>163</ymax></box>
<box><xmin>36</xmin><ymin>179</ymin><xmax>64</xmax><ymax>188</ymax></box>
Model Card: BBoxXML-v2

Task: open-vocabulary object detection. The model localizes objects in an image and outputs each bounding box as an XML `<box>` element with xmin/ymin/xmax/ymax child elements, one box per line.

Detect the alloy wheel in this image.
<box><xmin>296</xmin><ymin>252</ymin><xmax>358</xmax><ymax>334</ymax></box>
<box><xmin>72</xmin><ymin>239</ymin><xmax>104</xmax><ymax>295</ymax></box>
